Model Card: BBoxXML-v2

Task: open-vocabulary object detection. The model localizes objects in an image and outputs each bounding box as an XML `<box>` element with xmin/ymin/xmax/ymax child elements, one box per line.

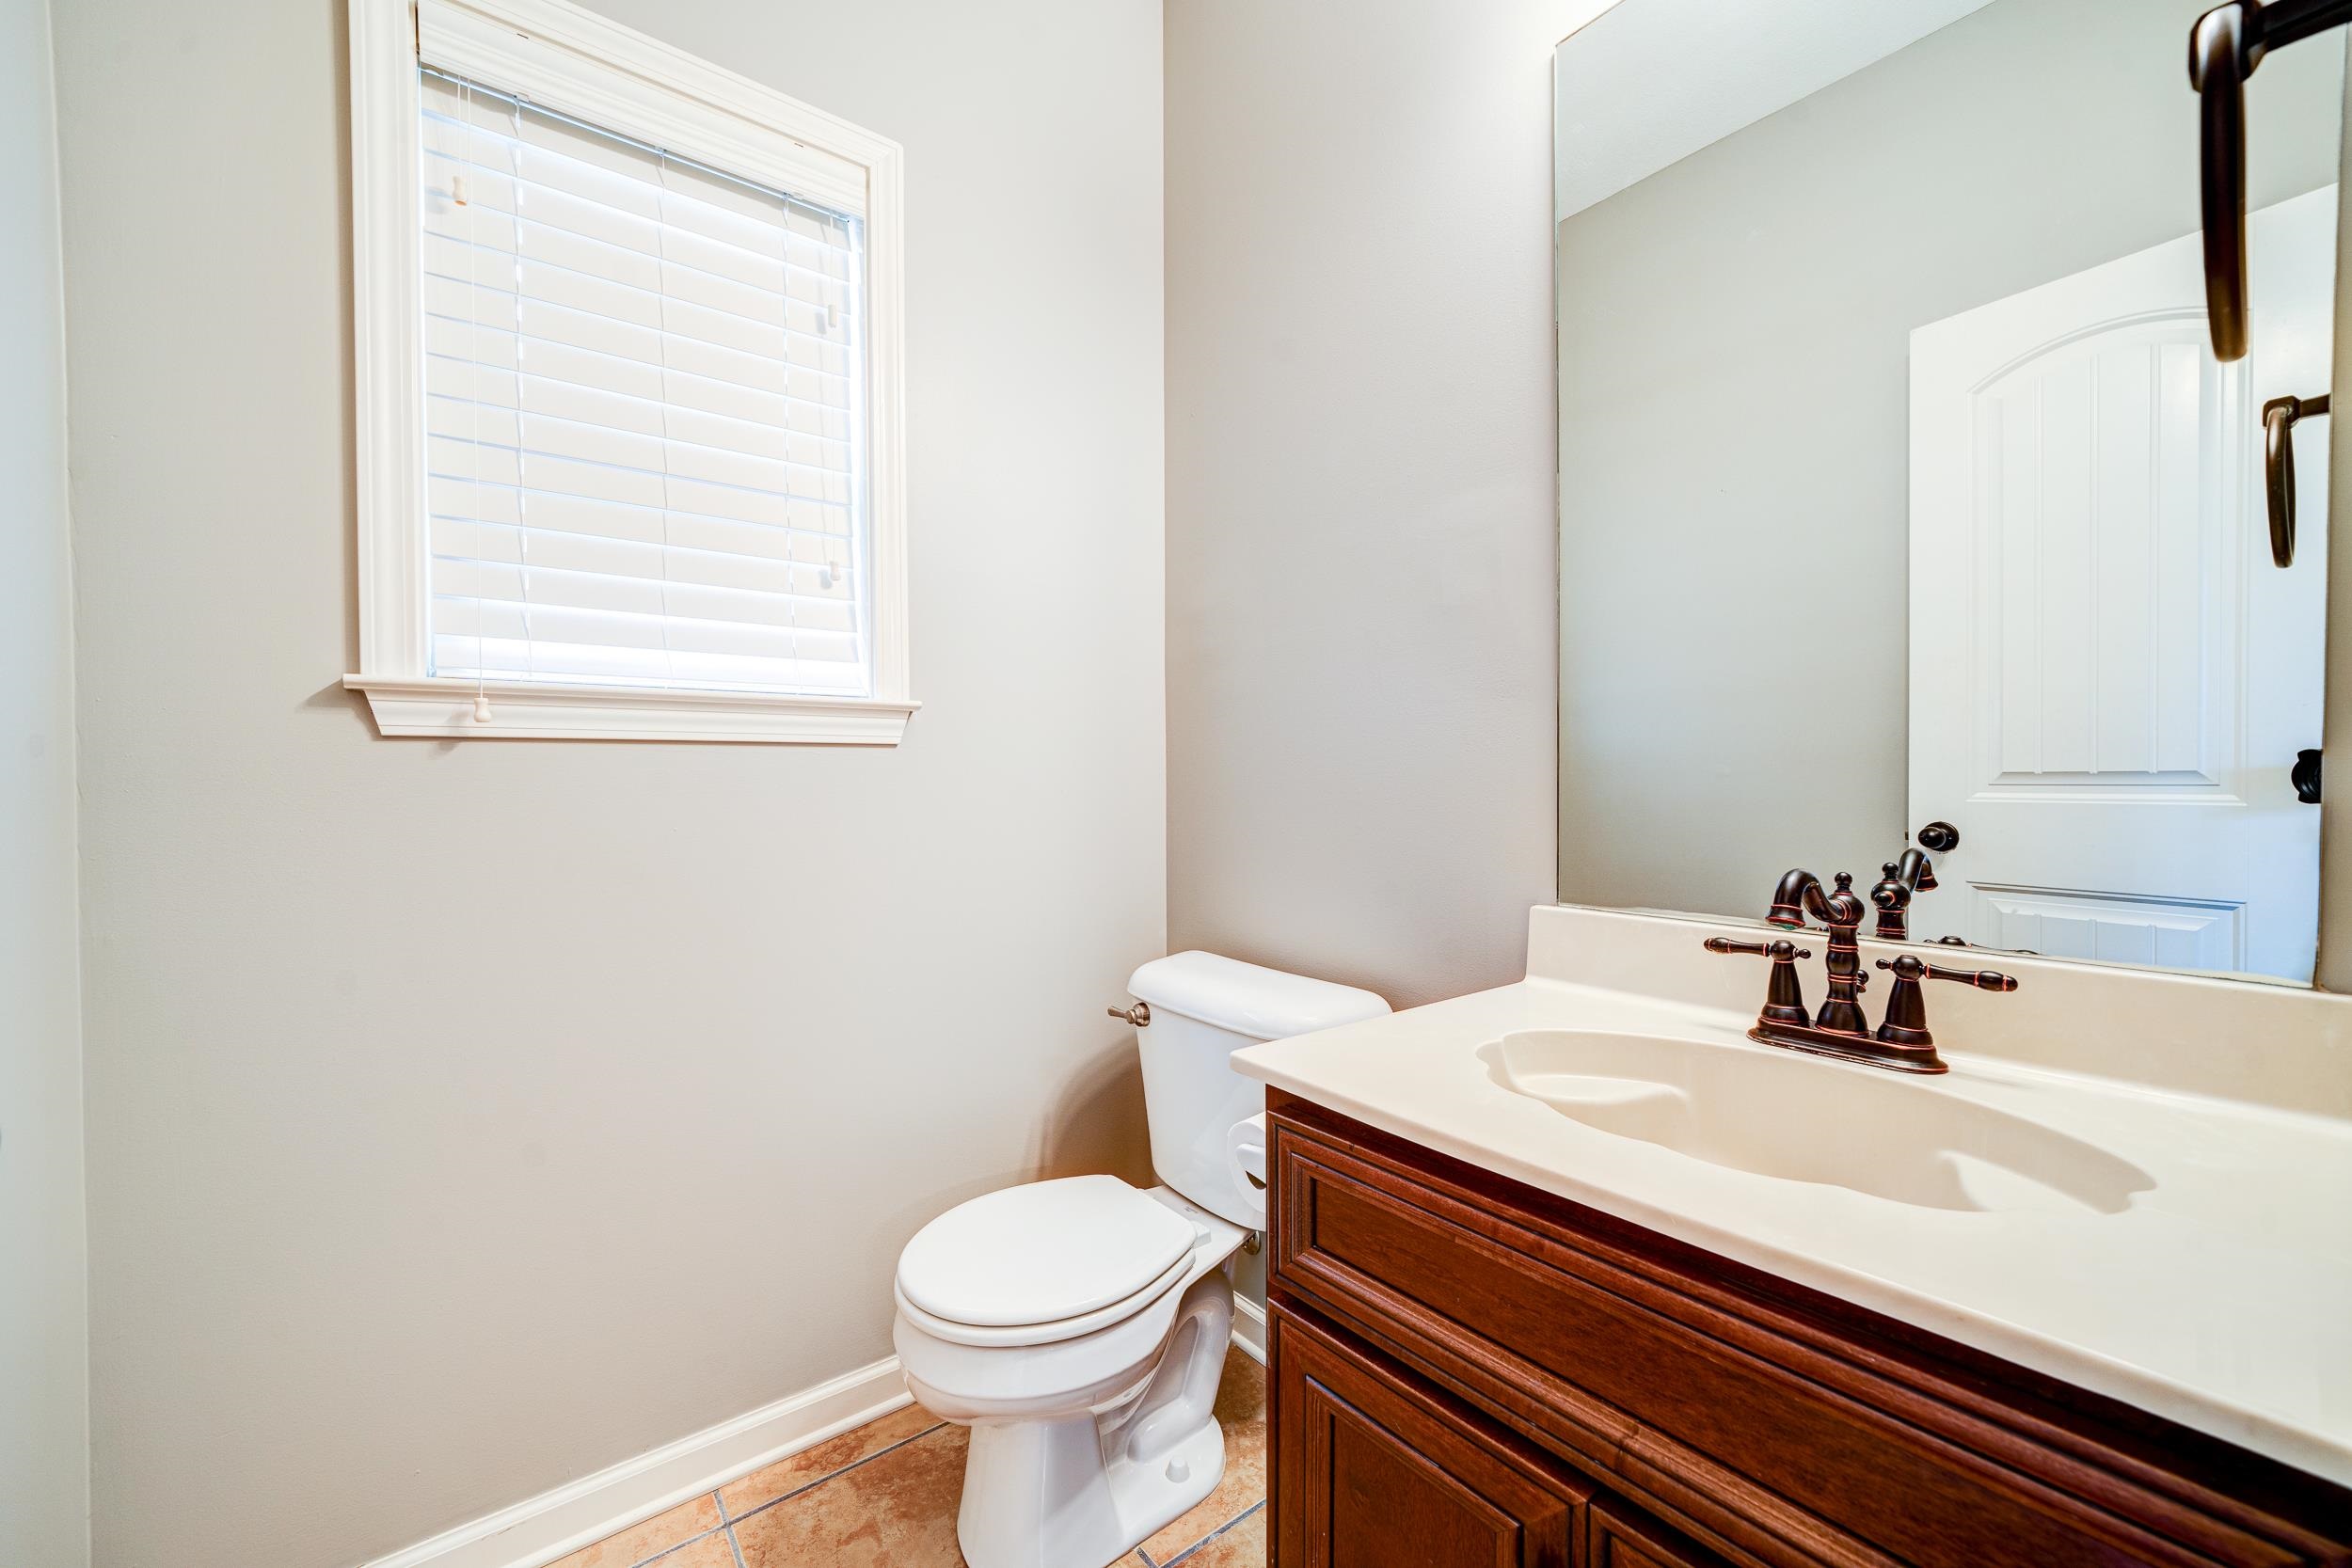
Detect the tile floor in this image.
<box><xmin>551</xmin><ymin>1345</ymin><xmax>1266</xmax><ymax>1568</ymax></box>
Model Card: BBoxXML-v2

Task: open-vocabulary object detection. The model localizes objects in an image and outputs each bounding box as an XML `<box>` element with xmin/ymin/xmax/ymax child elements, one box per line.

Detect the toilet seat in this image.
<box><xmin>896</xmin><ymin>1175</ymin><xmax>1198</xmax><ymax>1332</ymax></box>
<box><xmin>892</xmin><ymin>1249</ymin><xmax>1194</xmax><ymax>1348</ymax></box>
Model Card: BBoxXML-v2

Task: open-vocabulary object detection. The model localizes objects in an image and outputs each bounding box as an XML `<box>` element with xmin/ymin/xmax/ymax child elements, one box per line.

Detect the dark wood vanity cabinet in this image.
<box><xmin>1272</xmin><ymin>1305</ymin><xmax>1587</xmax><ymax>1567</ymax></box>
<box><xmin>1263</xmin><ymin>1091</ymin><xmax>2352</xmax><ymax>1568</ymax></box>
<box><xmin>1584</xmin><ymin>1502</ymin><xmax>1732</xmax><ymax>1568</ymax></box>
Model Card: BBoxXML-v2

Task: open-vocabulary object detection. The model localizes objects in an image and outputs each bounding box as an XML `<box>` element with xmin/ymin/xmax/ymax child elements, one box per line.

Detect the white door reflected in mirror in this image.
<box><xmin>1907</xmin><ymin>186</ymin><xmax>2334</xmax><ymax>982</ymax></box>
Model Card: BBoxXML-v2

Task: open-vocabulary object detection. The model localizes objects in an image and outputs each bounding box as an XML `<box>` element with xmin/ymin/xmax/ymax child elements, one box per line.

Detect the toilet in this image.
<box><xmin>892</xmin><ymin>951</ymin><xmax>1390</xmax><ymax>1568</ymax></box>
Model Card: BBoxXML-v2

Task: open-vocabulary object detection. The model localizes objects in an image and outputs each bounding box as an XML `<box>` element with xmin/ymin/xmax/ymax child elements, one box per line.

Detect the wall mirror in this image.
<box><xmin>1555</xmin><ymin>0</ymin><xmax>2347</xmax><ymax>984</ymax></box>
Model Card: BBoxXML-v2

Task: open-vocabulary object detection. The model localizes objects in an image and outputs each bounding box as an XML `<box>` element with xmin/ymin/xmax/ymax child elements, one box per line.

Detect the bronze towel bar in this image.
<box><xmin>2189</xmin><ymin>0</ymin><xmax>2352</xmax><ymax>361</ymax></box>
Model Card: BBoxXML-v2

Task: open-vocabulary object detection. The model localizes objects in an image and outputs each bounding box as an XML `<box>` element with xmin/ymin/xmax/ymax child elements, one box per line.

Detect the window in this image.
<box><xmin>345</xmin><ymin>0</ymin><xmax>911</xmax><ymax>743</ymax></box>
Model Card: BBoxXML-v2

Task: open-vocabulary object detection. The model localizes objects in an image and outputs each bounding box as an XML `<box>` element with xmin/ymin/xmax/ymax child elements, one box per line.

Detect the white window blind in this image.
<box><xmin>419</xmin><ymin>69</ymin><xmax>870</xmax><ymax>695</ymax></box>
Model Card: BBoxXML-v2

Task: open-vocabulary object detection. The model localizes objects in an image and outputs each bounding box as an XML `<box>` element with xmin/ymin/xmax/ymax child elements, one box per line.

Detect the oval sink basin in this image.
<box><xmin>1487</xmin><ymin>1029</ymin><xmax>2153</xmax><ymax>1214</ymax></box>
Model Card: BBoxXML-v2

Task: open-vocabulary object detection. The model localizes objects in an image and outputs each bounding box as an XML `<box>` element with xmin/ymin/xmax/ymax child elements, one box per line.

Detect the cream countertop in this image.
<box><xmin>1230</xmin><ymin>905</ymin><xmax>2352</xmax><ymax>1488</ymax></box>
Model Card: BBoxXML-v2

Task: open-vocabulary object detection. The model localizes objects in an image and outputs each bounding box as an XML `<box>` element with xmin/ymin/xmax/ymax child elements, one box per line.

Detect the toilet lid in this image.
<box><xmin>897</xmin><ymin>1176</ymin><xmax>1198</xmax><ymax>1327</ymax></box>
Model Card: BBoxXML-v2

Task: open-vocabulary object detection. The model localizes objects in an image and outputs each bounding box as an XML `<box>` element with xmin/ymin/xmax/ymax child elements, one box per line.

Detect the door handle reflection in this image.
<box><xmin>2264</xmin><ymin>392</ymin><xmax>2328</xmax><ymax>567</ymax></box>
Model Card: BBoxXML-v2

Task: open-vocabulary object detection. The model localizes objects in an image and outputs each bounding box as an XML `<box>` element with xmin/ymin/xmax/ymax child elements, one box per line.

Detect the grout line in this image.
<box><xmin>1158</xmin><ymin>1499</ymin><xmax>1266</xmax><ymax>1568</ymax></box>
<box><xmin>723</xmin><ymin>1420</ymin><xmax>949</xmax><ymax>1528</ymax></box>
<box><xmin>628</xmin><ymin>1522</ymin><xmax>730</xmax><ymax>1568</ymax></box>
<box><xmin>599</xmin><ymin>1415</ymin><xmax>943</xmax><ymax>1568</ymax></box>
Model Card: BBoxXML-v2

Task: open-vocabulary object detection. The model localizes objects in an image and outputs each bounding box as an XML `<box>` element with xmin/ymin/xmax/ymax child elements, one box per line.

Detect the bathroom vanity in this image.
<box><xmin>1298</xmin><ymin>6</ymin><xmax>2352</xmax><ymax>1557</ymax></box>
<box><xmin>1235</xmin><ymin>908</ymin><xmax>2352</xmax><ymax>1567</ymax></box>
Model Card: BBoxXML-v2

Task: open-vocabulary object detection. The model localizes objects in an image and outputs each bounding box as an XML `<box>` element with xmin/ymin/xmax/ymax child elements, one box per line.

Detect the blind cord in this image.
<box><xmin>463</xmin><ymin>75</ymin><xmax>492</xmax><ymax>724</ymax></box>
<box><xmin>656</xmin><ymin>147</ymin><xmax>677</xmax><ymax>689</ymax></box>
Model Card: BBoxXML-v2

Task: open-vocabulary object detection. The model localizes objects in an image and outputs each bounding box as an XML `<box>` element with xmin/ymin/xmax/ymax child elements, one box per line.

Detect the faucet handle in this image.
<box><xmin>1919</xmin><ymin>960</ymin><xmax>2017</xmax><ymax>993</ymax></box>
<box><xmin>1704</xmin><ymin>936</ymin><xmax>1812</xmax><ymax>959</ymax></box>
<box><xmin>1870</xmin><ymin>955</ymin><xmax>2014</xmax><ymax>1051</ymax></box>
<box><xmin>1705</xmin><ymin>936</ymin><xmax>1813</xmax><ymax>1027</ymax></box>
<box><xmin>1872</xmin><ymin>955</ymin><xmax>2017</xmax><ymax>990</ymax></box>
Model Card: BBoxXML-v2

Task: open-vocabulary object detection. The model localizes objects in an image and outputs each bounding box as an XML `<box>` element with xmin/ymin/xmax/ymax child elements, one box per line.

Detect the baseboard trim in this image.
<box><xmin>1232</xmin><ymin>1294</ymin><xmax>1267</xmax><ymax>1364</ymax></box>
<box><xmin>358</xmin><ymin>1356</ymin><xmax>911</xmax><ymax>1568</ymax></box>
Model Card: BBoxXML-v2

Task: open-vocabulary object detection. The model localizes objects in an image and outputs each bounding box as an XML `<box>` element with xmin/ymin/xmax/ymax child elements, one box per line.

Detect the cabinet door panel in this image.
<box><xmin>1591</xmin><ymin>1502</ymin><xmax>1732</xmax><ymax>1568</ymax></box>
<box><xmin>1273</xmin><ymin>1304</ymin><xmax>1585</xmax><ymax>1568</ymax></box>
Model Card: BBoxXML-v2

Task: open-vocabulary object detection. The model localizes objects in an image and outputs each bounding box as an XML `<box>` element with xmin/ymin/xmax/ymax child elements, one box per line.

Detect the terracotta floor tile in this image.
<box><xmin>719</xmin><ymin>1402</ymin><xmax>939</xmax><ymax>1518</ymax></box>
<box><xmin>648</xmin><ymin>1535</ymin><xmax>738</xmax><ymax>1568</ymax></box>
<box><xmin>1160</xmin><ymin>1502</ymin><xmax>1265</xmax><ymax>1567</ymax></box>
<box><xmin>562</xmin><ymin>1347</ymin><xmax>1266</xmax><ymax>1568</ymax></box>
<box><xmin>733</xmin><ymin>1423</ymin><xmax>971</xmax><ymax>1568</ymax></box>
<box><xmin>1138</xmin><ymin>1351</ymin><xmax>1267</xmax><ymax>1564</ymax></box>
<box><xmin>547</xmin><ymin>1495</ymin><xmax>723</xmax><ymax>1568</ymax></box>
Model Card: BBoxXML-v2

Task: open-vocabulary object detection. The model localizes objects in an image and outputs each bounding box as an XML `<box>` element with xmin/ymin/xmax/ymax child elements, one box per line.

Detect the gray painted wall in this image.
<box><xmin>0</xmin><ymin>0</ymin><xmax>87</xmax><ymax>1562</ymax></box>
<box><xmin>50</xmin><ymin>1</ymin><xmax>1166</xmax><ymax>1562</ymax></box>
<box><xmin>1166</xmin><ymin>0</ymin><xmax>1582</xmax><ymax>1011</ymax></box>
<box><xmin>1556</xmin><ymin>0</ymin><xmax>2344</xmax><ymax>921</ymax></box>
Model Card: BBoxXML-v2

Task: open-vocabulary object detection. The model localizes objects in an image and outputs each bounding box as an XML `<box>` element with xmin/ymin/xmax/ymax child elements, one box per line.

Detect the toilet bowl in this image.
<box><xmin>893</xmin><ymin>954</ymin><xmax>1390</xmax><ymax>1568</ymax></box>
<box><xmin>894</xmin><ymin>1180</ymin><xmax>1247</xmax><ymax>1568</ymax></box>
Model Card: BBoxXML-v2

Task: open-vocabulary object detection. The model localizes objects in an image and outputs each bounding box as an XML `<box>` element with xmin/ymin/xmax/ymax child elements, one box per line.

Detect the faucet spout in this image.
<box><xmin>1766</xmin><ymin>869</ymin><xmax>1827</xmax><ymax>928</ymax></box>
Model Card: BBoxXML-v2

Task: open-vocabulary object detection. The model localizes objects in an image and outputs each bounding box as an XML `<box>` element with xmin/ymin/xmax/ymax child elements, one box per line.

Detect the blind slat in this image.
<box><xmin>431</xmin><ymin>515</ymin><xmax>850</xmax><ymax>596</ymax></box>
<box><xmin>433</xmin><ymin>600</ymin><xmax>861</xmax><ymax>664</ymax></box>
<box><xmin>431</xmin><ymin>556</ymin><xmax>858</xmax><ymax>634</ymax></box>
<box><xmin>430</xmin><ymin>634</ymin><xmax>867</xmax><ymax>692</ymax></box>
<box><xmin>425</xmin><ymin>327</ymin><xmax>848</xmax><ymax>427</ymax></box>
<box><xmin>426</xmin><ymin>404</ymin><xmax>850</xmax><ymax>493</ymax></box>
<box><xmin>428</xmin><ymin>477</ymin><xmax>848</xmax><ymax>544</ymax></box>
<box><xmin>420</xmin><ymin>67</ymin><xmax>868</xmax><ymax>695</ymax></box>
<box><xmin>421</xmin><ymin>255</ymin><xmax>854</xmax><ymax>372</ymax></box>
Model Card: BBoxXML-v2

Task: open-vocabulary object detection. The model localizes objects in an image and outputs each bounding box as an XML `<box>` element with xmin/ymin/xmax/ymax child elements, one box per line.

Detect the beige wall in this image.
<box><xmin>50</xmin><ymin>1</ymin><xmax>1166</xmax><ymax>1562</ymax></box>
<box><xmin>1165</xmin><ymin>0</ymin><xmax>1587</xmax><ymax>1011</ymax></box>
<box><xmin>0</xmin><ymin>0</ymin><xmax>87</xmax><ymax>1561</ymax></box>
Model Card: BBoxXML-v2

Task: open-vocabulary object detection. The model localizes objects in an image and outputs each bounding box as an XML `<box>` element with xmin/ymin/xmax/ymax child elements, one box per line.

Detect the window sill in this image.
<box><xmin>342</xmin><ymin>675</ymin><xmax>917</xmax><ymax>745</ymax></box>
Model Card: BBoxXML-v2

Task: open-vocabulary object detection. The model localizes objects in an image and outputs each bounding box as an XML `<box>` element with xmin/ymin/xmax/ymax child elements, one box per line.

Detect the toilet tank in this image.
<box><xmin>1123</xmin><ymin>952</ymin><xmax>1390</xmax><ymax>1229</ymax></box>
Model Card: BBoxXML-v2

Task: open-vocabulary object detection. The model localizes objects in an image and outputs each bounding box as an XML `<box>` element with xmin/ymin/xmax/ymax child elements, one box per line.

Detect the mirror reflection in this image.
<box><xmin>1555</xmin><ymin>0</ymin><xmax>2344</xmax><ymax>982</ymax></box>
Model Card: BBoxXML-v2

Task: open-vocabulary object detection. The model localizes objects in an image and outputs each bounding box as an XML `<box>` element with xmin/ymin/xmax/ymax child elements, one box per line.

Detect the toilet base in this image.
<box><xmin>952</xmin><ymin>1271</ymin><xmax>1234</xmax><ymax>1568</ymax></box>
<box><xmin>958</xmin><ymin>1410</ymin><xmax>1223</xmax><ymax>1568</ymax></box>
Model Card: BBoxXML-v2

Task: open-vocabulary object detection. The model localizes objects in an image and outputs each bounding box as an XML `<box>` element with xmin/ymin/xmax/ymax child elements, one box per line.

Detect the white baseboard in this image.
<box><xmin>358</xmin><ymin>1356</ymin><xmax>911</xmax><ymax>1568</ymax></box>
<box><xmin>1232</xmin><ymin>1294</ymin><xmax>1267</xmax><ymax>1364</ymax></box>
<box><xmin>363</xmin><ymin>1294</ymin><xmax>1263</xmax><ymax>1568</ymax></box>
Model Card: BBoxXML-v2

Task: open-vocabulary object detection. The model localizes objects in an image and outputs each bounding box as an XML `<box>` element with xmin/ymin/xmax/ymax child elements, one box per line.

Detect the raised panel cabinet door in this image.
<box><xmin>1589</xmin><ymin>1503</ymin><xmax>1732</xmax><ymax>1568</ymax></box>
<box><xmin>1272</xmin><ymin>1304</ymin><xmax>1586</xmax><ymax>1568</ymax></box>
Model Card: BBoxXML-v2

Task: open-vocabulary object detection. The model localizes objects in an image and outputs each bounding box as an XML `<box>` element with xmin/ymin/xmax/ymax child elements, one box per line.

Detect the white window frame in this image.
<box><xmin>342</xmin><ymin>0</ymin><xmax>913</xmax><ymax>743</ymax></box>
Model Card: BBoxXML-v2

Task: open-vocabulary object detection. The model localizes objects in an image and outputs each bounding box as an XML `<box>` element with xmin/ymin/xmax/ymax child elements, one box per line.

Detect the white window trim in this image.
<box><xmin>342</xmin><ymin>0</ymin><xmax>914</xmax><ymax>744</ymax></box>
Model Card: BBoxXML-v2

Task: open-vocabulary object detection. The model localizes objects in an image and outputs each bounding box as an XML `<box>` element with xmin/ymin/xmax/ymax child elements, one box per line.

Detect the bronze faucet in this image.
<box><xmin>1763</xmin><ymin>870</ymin><xmax>1871</xmax><ymax>1032</ymax></box>
<box><xmin>1708</xmin><ymin>867</ymin><xmax>2016</xmax><ymax>1073</ymax></box>
<box><xmin>1867</xmin><ymin>847</ymin><xmax>1939</xmax><ymax>942</ymax></box>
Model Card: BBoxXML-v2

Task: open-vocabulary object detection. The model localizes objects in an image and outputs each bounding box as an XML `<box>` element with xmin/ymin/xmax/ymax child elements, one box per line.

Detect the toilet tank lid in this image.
<box><xmin>1125</xmin><ymin>951</ymin><xmax>1391</xmax><ymax>1040</ymax></box>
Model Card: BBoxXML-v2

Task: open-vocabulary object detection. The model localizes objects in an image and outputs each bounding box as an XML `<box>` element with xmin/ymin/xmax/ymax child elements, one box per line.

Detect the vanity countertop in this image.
<box><xmin>1230</xmin><ymin>907</ymin><xmax>2352</xmax><ymax>1488</ymax></box>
